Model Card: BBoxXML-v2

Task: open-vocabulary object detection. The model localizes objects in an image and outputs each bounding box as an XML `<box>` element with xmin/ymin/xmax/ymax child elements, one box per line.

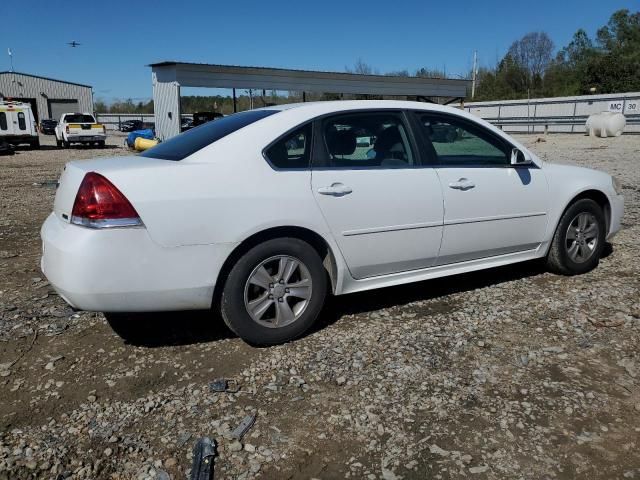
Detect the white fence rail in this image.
<box><xmin>462</xmin><ymin>92</ymin><xmax>640</xmax><ymax>134</ymax></box>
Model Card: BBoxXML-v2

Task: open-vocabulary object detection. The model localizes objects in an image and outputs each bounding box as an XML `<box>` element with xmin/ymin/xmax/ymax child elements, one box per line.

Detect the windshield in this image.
<box><xmin>64</xmin><ymin>114</ymin><xmax>96</xmax><ymax>123</ymax></box>
<box><xmin>142</xmin><ymin>109</ymin><xmax>279</xmax><ymax>161</ymax></box>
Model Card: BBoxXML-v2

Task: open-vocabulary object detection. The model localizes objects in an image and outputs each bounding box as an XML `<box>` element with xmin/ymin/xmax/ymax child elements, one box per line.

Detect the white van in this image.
<box><xmin>0</xmin><ymin>101</ymin><xmax>39</xmax><ymax>149</ymax></box>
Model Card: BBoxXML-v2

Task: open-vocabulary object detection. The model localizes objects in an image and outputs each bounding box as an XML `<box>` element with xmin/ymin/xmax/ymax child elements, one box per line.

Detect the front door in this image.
<box><xmin>311</xmin><ymin>111</ymin><xmax>444</xmax><ymax>279</ymax></box>
<box><xmin>413</xmin><ymin>112</ymin><xmax>549</xmax><ymax>265</ymax></box>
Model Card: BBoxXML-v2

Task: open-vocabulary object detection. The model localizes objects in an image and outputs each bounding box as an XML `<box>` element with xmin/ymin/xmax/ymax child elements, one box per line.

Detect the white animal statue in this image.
<box><xmin>585</xmin><ymin>112</ymin><xmax>626</xmax><ymax>138</ymax></box>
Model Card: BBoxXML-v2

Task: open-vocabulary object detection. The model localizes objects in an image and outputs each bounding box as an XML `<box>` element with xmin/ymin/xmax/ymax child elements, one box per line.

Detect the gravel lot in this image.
<box><xmin>0</xmin><ymin>132</ymin><xmax>639</xmax><ymax>480</ymax></box>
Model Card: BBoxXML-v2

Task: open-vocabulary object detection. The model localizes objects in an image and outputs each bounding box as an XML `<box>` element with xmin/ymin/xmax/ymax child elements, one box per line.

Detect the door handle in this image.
<box><xmin>448</xmin><ymin>178</ymin><xmax>475</xmax><ymax>191</ymax></box>
<box><xmin>317</xmin><ymin>183</ymin><xmax>353</xmax><ymax>196</ymax></box>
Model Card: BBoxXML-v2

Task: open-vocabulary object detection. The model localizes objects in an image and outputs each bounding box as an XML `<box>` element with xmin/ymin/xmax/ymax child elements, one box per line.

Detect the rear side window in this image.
<box><xmin>17</xmin><ymin>112</ymin><xmax>26</xmax><ymax>130</ymax></box>
<box><xmin>318</xmin><ymin>112</ymin><xmax>415</xmax><ymax>168</ymax></box>
<box><xmin>64</xmin><ymin>114</ymin><xmax>96</xmax><ymax>123</ymax></box>
<box><xmin>142</xmin><ymin>110</ymin><xmax>279</xmax><ymax>161</ymax></box>
<box><xmin>264</xmin><ymin>123</ymin><xmax>312</xmax><ymax>169</ymax></box>
<box><xmin>0</xmin><ymin>112</ymin><xmax>6</xmax><ymax>130</ymax></box>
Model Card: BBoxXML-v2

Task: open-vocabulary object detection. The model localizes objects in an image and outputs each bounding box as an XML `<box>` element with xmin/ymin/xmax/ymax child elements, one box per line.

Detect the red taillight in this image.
<box><xmin>71</xmin><ymin>172</ymin><xmax>142</xmax><ymax>228</ymax></box>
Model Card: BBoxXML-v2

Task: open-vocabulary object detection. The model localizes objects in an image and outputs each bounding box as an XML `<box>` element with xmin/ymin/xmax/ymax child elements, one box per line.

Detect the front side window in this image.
<box><xmin>142</xmin><ymin>109</ymin><xmax>278</xmax><ymax>161</ymax></box>
<box><xmin>0</xmin><ymin>112</ymin><xmax>6</xmax><ymax>130</ymax></box>
<box><xmin>17</xmin><ymin>112</ymin><xmax>26</xmax><ymax>130</ymax></box>
<box><xmin>264</xmin><ymin>123</ymin><xmax>312</xmax><ymax>169</ymax></box>
<box><xmin>417</xmin><ymin>114</ymin><xmax>509</xmax><ymax>166</ymax></box>
<box><xmin>319</xmin><ymin>112</ymin><xmax>414</xmax><ymax>168</ymax></box>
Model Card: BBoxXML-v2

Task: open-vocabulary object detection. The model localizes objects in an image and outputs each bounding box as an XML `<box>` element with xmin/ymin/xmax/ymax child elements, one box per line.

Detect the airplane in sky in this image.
<box><xmin>67</xmin><ymin>41</ymin><xmax>82</xmax><ymax>48</ymax></box>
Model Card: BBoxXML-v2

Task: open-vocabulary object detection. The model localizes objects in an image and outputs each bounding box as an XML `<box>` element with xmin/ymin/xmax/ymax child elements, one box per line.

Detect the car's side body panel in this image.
<box><xmin>311</xmin><ymin>167</ymin><xmax>444</xmax><ymax>279</ymax></box>
<box><xmin>434</xmin><ymin>166</ymin><xmax>549</xmax><ymax>265</ymax></box>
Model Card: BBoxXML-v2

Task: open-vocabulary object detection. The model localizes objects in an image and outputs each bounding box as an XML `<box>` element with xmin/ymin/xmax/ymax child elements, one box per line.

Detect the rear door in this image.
<box><xmin>310</xmin><ymin>110</ymin><xmax>444</xmax><ymax>279</ymax></box>
<box><xmin>412</xmin><ymin>111</ymin><xmax>548</xmax><ymax>265</ymax></box>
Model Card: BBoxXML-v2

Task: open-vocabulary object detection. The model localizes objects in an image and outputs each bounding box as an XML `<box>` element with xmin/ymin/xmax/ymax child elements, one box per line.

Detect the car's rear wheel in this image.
<box><xmin>220</xmin><ymin>238</ymin><xmax>327</xmax><ymax>345</ymax></box>
<box><xmin>546</xmin><ymin>198</ymin><xmax>606</xmax><ymax>275</ymax></box>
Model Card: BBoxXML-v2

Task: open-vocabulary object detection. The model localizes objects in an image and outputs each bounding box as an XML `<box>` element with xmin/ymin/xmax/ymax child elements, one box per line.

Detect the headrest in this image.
<box><xmin>374</xmin><ymin>126</ymin><xmax>402</xmax><ymax>153</ymax></box>
<box><xmin>326</xmin><ymin>129</ymin><xmax>356</xmax><ymax>156</ymax></box>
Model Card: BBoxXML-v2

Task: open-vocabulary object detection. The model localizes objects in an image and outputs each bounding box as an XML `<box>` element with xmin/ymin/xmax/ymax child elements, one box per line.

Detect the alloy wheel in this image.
<box><xmin>243</xmin><ymin>255</ymin><xmax>313</xmax><ymax>328</ymax></box>
<box><xmin>565</xmin><ymin>212</ymin><xmax>599</xmax><ymax>263</ymax></box>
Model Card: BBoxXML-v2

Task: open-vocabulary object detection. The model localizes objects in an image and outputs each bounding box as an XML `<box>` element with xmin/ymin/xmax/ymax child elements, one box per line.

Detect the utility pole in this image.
<box><xmin>471</xmin><ymin>50</ymin><xmax>477</xmax><ymax>100</ymax></box>
<box><xmin>8</xmin><ymin>48</ymin><xmax>13</xmax><ymax>72</ymax></box>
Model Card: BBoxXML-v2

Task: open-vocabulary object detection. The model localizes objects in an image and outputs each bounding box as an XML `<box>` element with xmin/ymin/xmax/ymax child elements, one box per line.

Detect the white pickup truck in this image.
<box><xmin>55</xmin><ymin>113</ymin><xmax>106</xmax><ymax>148</ymax></box>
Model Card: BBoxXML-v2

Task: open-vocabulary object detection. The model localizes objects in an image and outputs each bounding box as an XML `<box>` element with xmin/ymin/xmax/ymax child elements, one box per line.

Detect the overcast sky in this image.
<box><xmin>5</xmin><ymin>0</ymin><xmax>637</xmax><ymax>102</ymax></box>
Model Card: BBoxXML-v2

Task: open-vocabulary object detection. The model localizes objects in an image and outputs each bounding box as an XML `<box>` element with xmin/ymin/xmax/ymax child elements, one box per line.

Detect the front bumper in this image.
<box><xmin>40</xmin><ymin>213</ymin><xmax>235</xmax><ymax>312</ymax></box>
<box><xmin>607</xmin><ymin>193</ymin><xmax>624</xmax><ymax>241</ymax></box>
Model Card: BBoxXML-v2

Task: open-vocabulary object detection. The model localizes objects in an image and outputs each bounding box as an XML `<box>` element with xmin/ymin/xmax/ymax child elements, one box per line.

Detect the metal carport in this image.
<box><xmin>149</xmin><ymin>61</ymin><xmax>471</xmax><ymax>140</ymax></box>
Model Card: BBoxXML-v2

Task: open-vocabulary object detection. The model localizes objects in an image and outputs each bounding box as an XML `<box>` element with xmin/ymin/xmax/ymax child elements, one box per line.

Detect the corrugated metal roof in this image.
<box><xmin>147</xmin><ymin>61</ymin><xmax>468</xmax><ymax>87</ymax></box>
<box><xmin>0</xmin><ymin>71</ymin><xmax>92</xmax><ymax>88</ymax></box>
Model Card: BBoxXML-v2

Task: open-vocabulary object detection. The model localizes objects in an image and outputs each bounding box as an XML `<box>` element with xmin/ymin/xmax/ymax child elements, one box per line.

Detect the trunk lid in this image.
<box><xmin>53</xmin><ymin>156</ymin><xmax>174</xmax><ymax>223</ymax></box>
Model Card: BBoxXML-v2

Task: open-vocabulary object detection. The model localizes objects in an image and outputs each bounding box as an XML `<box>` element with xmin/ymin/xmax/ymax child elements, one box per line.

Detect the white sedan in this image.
<box><xmin>41</xmin><ymin>101</ymin><xmax>624</xmax><ymax>345</ymax></box>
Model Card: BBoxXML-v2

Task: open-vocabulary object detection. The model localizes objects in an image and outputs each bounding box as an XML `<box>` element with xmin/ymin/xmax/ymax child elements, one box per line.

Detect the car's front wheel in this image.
<box><xmin>220</xmin><ymin>238</ymin><xmax>327</xmax><ymax>345</ymax></box>
<box><xmin>546</xmin><ymin>198</ymin><xmax>606</xmax><ymax>275</ymax></box>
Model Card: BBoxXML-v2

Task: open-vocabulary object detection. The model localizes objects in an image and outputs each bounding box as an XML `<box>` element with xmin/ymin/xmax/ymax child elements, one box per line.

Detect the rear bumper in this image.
<box><xmin>607</xmin><ymin>193</ymin><xmax>624</xmax><ymax>241</ymax></box>
<box><xmin>66</xmin><ymin>134</ymin><xmax>106</xmax><ymax>143</ymax></box>
<box><xmin>40</xmin><ymin>213</ymin><xmax>235</xmax><ymax>312</ymax></box>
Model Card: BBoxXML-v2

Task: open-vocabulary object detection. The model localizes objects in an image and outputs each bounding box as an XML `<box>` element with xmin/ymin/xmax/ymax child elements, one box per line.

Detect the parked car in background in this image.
<box><xmin>119</xmin><ymin>120</ymin><xmax>144</xmax><ymax>132</ymax></box>
<box><xmin>192</xmin><ymin>111</ymin><xmax>223</xmax><ymax>127</ymax></box>
<box><xmin>0</xmin><ymin>101</ymin><xmax>40</xmax><ymax>148</ymax></box>
<box><xmin>181</xmin><ymin>117</ymin><xmax>194</xmax><ymax>132</ymax></box>
<box><xmin>40</xmin><ymin>101</ymin><xmax>624</xmax><ymax>346</ymax></box>
<box><xmin>39</xmin><ymin>119</ymin><xmax>58</xmax><ymax>135</ymax></box>
<box><xmin>55</xmin><ymin>113</ymin><xmax>106</xmax><ymax>148</ymax></box>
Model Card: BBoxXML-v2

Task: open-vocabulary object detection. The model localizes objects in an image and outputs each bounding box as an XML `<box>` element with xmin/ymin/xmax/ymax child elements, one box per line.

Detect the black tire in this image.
<box><xmin>30</xmin><ymin>138</ymin><xmax>40</xmax><ymax>149</ymax></box>
<box><xmin>220</xmin><ymin>238</ymin><xmax>327</xmax><ymax>345</ymax></box>
<box><xmin>56</xmin><ymin>137</ymin><xmax>62</xmax><ymax>148</ymax></box>
<box><xmin>546</xmin><ymin>198</ymin><xmax>606</xmax><ymax>275</ymax></box>
<box><xmin>98</xmin><ymin>140</ymin><xmax>106</xmax><ymax>148</ymax></box>
<box><xmin>63</xmin><ymin>140</ymin><xmax>70</xmax><ymax>148</ymax></box>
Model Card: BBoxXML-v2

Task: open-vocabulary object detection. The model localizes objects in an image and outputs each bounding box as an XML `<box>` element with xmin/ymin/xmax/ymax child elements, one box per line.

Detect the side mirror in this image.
<box><xmin>511</xmin><ymin>148</ymin><xmax>533</xmax><ymax>166</ymax></box>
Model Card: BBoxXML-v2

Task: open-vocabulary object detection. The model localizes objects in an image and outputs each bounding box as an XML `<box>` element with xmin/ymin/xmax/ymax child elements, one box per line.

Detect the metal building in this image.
<box><xmin>0</xmin><ymin>71</ymin><xmax>93</xmax><ymax>123</ymax></box>
<box><xmin>150</xmin><ymin>62</ymin><xmax>471</xmax><ymax>140</ymax></box>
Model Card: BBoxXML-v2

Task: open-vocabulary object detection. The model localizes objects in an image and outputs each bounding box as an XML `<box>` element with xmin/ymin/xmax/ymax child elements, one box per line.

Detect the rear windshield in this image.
<box><xmin>64</xmin><ymin>114</ymin><xmax>96</xmax><ymax>123</ymax></box>
<box><xmin>142</xmin><ymin>109</ymin><xmax>279</xmax><ymax>161</ymax></box>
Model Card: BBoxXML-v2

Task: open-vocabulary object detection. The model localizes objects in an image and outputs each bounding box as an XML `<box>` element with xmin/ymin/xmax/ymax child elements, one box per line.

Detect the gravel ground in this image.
<box><xmin>0</xmin><ymin>132</ymin><xmax>639</xmax><ymax>480</ymax></box>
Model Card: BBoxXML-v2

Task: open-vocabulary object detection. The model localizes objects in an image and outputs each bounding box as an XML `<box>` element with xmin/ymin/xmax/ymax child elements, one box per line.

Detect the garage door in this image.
<box><xmin>48</xmin><ymin>99</ymin><xmax>80</xmax><ymax>121</ymax></box>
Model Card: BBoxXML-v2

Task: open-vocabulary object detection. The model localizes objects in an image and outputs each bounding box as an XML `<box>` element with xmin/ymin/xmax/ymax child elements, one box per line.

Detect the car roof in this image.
<box><xmin>259</xmin><ymin>99</ymin><xmax>463</xmax><ymax>115</ymax></box>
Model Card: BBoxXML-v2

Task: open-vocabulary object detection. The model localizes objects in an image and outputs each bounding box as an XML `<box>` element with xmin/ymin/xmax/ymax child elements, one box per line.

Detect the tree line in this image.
<box><xmin>94</xmin><ymin>8</ymin><xmax>639</xmax><ymax>113</ymax></box>
<box><xmin>475</xmin><ymin>9</ymin><xmax>640</xmax><ymax>100</ymax></box>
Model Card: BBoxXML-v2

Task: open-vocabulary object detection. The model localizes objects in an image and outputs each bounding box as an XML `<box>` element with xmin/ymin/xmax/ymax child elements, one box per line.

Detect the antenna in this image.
<box><xmin>7</xmin><ymin>48</ymin><xmax>13</xmax><ymax>72</ymax></box>
<box><xmin>471</xmin><ymin>50</ymin><xmax>478</xmax><ymax>99</ymax></box>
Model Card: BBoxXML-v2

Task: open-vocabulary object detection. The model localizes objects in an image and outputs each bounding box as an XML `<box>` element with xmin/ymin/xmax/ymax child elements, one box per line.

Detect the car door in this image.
<box><xmin>412</xmin><ymin>111</ymin><xmax>549</xmax><ymax>265</ymax></box>
<box><xmin>311</xmin><ymin>110</ymin><xmax>444</xmax><ymax>279</ymax></box>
